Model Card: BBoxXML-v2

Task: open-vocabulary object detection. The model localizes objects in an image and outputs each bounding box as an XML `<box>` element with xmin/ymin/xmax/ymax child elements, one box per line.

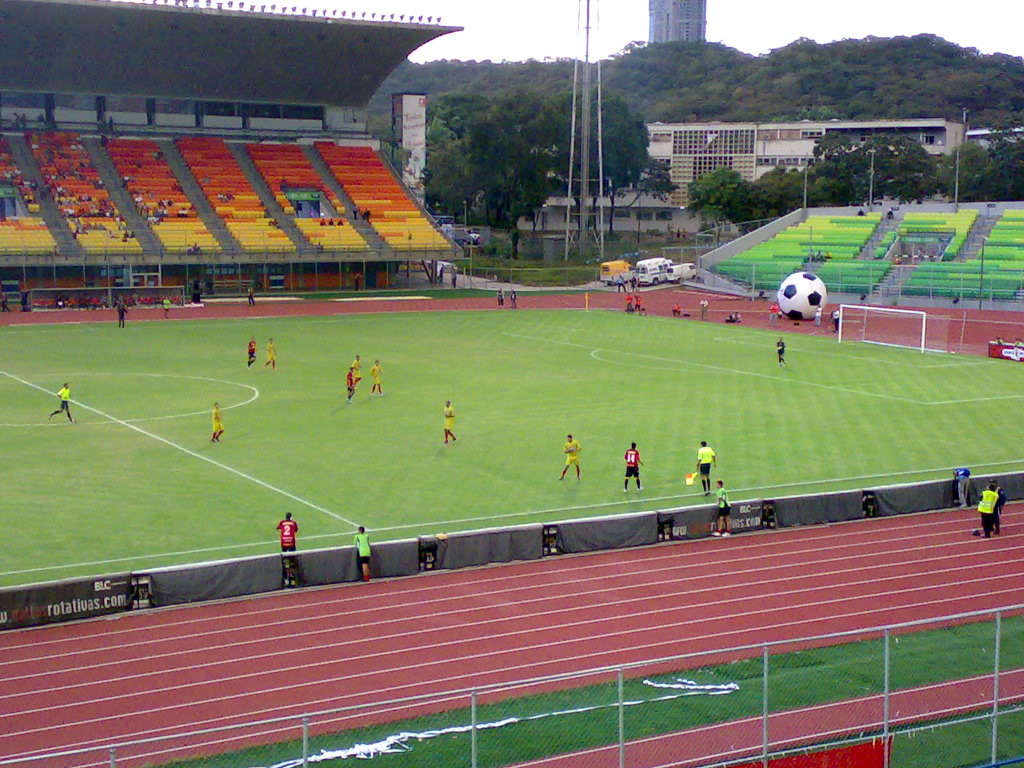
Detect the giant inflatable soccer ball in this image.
<box><xmin>777</xmin><ymin>272</ymin><xmax>828</xmax><ymax>320</ymax></box>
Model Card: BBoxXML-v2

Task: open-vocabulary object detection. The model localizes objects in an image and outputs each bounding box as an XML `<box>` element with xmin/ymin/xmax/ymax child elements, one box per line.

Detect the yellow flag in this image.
<box><xmin>685</xmin><ymin>473</ymin><xmax>696</xmax><ymax>486</ymax></box>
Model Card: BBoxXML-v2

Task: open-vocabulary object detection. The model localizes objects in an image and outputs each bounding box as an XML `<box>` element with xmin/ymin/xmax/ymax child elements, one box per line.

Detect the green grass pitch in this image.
<box><xmin>2</xmin><ymin>308</ymin><xmax>1023</xmax><ymax>586</ymax></box>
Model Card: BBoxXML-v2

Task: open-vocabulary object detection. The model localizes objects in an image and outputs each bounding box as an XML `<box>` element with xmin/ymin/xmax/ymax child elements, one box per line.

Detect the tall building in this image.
<box><xmin>647</xmin><ymin>118</ymin><xmax>965</xmax><ymax>206</ymax></box>
<box><xmin>649</xmin><ymin>0</ymin><xmax>707</xmax><ymax>44</ymax></box>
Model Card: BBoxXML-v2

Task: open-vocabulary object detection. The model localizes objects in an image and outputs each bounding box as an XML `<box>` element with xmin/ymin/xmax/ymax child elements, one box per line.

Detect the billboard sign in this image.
<box><xmin>392</xmin><ymin>93</ymin><xmax>428</xmax><ymax>201</ymax></box>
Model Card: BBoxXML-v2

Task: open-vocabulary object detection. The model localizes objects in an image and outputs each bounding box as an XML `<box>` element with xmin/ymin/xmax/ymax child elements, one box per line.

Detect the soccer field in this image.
<box><xmin>3</xmin><ymin>307</ymin><xmax>1023</xmax><ymax>586</ymax></box>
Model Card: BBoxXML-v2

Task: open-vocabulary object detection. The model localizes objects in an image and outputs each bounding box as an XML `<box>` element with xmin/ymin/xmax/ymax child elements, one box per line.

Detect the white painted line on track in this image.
<box><xmin>3</xmin><ymin>551</ymin><xmax>1019</xmax><ymax>694</ymax></box>
<box><xmin>0</xmin><ymin>370</ymin><xmax>357</xmax><ymax>528</ymax></box>
<box><xmin>5</xmin><ymin>583</ymin><xmax>1023</xmax><ymax>745</ymax></box>
<box><xmin>2</xmin><ymin>509</ymin><xmax>1015</xmax><ymax>653</ymax></box>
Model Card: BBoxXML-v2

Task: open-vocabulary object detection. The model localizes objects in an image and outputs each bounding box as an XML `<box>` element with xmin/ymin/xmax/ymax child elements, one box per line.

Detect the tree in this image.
<box><xmin>687</xmin><ymin>168</ymin><xmax>753</xmax><ymax>224</ymax></box>
<box><xmin>986</xmin><ymin>127</ymin><xmax>1024</xmax><ymax>201</ymax></box>
<box><xmin>750</xmin><ymin>168</ymin><xmax>805</xmax><ymax>219</ymax></box>
<box><xmin>935</xmin><ymin>142</ymin><xmax>997</xmax><ymax>202</ymax></box>
<box><xmin>810</xmin><ymin>133</ymin><xmax>938</xmax><ymax>205</ymax></box>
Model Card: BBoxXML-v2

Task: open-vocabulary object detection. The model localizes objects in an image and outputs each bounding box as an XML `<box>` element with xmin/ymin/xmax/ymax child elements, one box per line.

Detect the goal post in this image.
<box><xmin>838</xmin><ymin>304</ymin><xmax>956</xmax><ymax>354</ymax></box>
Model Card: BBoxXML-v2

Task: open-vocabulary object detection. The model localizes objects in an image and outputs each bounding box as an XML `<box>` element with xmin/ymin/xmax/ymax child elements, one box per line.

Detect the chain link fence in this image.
<box><xmin>4</xmin><ymin>605</ymin><xmax>1022</xmax><ymax>768</ymax></box>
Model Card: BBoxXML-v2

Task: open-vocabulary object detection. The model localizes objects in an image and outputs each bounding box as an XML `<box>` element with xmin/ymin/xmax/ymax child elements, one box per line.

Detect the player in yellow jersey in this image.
<box><xmin>443</xmin><ymin>400</ymin><xmax>456</xmax><ymax>444</ymax></box>
<box><xmin>264</xmin><ymin>338</ymin><xmax>276</xmax><ymax>370</ymax></box>
<box><xmin>211</xmin><ymin>402</ymin><xmax>224</xmax><ymax>442</ymax></box>
<box><xmin>560</xmin><ymin>434</ymin><xmax>582</xmax><ymax>480</ymax></box>
<box><xmin>370</xmin><ymin>359</ymin><xmax>383</xmax><ymax>397</ymax></box>
<box><xmin>351</xmin><ymin>354</ymin><xmax>362</xmax><ymax>376</ymax></box>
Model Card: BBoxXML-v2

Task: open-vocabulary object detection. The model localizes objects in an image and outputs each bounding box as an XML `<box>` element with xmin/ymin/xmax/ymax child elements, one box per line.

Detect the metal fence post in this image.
<box><xmin>762</xmin><ymin>643</ymin><xmax>769</xmax><ymax>768</ymax></box>
<box><xmin>883</xmin><ymin>629</ymin><xmax>891</xmax><ymax>768</ymax></box>
<box><xmin>618</xmin><ymin>668</ymin><xmax>625</xmax><ymax>768</ymax></box>
<box><xmin>992</xmin><ymin>611</ymin><xmax>1002</xmax><ymax>764</ymax></box>
<box><xmin>109</xmin><ymin>746</ymin><xmax>116</xmax><ymax>768</ymax></box>
<box><xmin>471</xmin><ymin>690</ymin><xmax>478</xmax><ymax>768</ymax></box>
<box><xmin>302</xmin><ymin>716</ymin><xmax>309</xmax><ymax>768</ymax></box>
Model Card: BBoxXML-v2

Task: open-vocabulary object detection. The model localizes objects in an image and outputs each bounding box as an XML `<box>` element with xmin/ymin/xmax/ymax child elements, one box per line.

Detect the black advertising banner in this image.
<box><xmin>0</xmin><ymin>574</ymin><xmax>132</xmax><ymax>630</ymax></box>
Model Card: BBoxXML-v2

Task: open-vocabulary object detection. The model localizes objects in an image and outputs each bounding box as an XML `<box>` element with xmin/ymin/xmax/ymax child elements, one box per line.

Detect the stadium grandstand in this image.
<box><xmin>0</xmin><ymin>0</ymin><xmax>461</xmax><ymax>300</ymax></box>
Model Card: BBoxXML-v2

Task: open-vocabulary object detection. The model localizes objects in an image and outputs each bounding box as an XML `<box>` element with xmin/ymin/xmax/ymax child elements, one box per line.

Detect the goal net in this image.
<box><xmin>29</xmin><ymin>285</ymin><xmax>186</xmax><ymax>311</ymax></box>
<box><xmin>838</xmin><ymin>305</ymin><xmax>960</xmax><ymax>354</ymax></box>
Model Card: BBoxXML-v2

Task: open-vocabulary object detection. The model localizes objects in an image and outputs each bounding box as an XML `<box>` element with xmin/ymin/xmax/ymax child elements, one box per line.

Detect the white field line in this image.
<box><xmin>8</xmin><ymin>444</ymin><xmax>1024</xmax><ymax>581</ymax></box>
<box><xmin>0</xmin><ymin>373</ymin><xmax>259</xmax><ymax>428</ymax></box>
<box><xmin>506</xmin><ymin>331</ymin><xmax>1024</xmax><ymax>406</ymax></box>
<box><xmin>5</xmin><ymin>581</ymin><xmax>1022</xmax><ymax>745</ymax></box>
<box><xmin>3</xmin><ymin>546</ymin><xmax>1019</xmax><ymax>694</ymax></box>
<box><xmin>0</xmin><ymin>509</ymin><xmax>1011</xmax><ymax>652</ymax></box>
<box><xmin>7</xmin><ymin>449</ymin><xmax>1022</xmax><ymax>582</ymax></box>
<box><xmin>710</xmin><ymin>335</ymin><xmax>990</xmax><ymax>368</ymax></box>
<box><xmin>0</xmin><ymin>371</ymin><xmax>357</xmax><ymax>528</ymax></box>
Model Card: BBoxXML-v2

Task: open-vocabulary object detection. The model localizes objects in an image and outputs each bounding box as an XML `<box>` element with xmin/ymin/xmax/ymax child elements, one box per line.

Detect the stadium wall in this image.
<box><xmin>0</xmin><ymin>471</ymin><xmax>1011</xmax><ymax>631</ymax></box>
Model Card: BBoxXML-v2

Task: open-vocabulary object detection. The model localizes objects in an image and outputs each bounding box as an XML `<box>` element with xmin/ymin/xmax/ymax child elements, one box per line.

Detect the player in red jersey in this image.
<box><xmin>247</xmin><ymin>337</ymin><xmax>257</xmax><ymax>368</ymax></box>
<box><xmin>277</xmin><ymin>512</ymin><xmax>299</xmax><ymax>551</ymax></box>
<box><xmin>624</xmin><ymin>442</ymin><xmax>643</xmax><ymax>492</ymax></box>
<box><xmin>346</xmin><ymin>366</ymin><xmax>359</xmax><ymax>404</ymax></box>
<box><xmin>277</xmin><ymin>512</ymin><xmax>300</xmax><ymax>587</ymax></box>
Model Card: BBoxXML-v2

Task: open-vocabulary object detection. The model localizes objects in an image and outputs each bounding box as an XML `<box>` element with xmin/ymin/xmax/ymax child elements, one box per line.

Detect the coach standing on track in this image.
<box><xmin>977</xmin><ymin>483</ymin><xmax>999</xmax><ymax>539</ymax></box>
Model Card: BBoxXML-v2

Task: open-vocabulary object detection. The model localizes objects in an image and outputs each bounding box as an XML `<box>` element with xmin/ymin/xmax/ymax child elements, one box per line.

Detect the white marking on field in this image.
<box><xmin>0</xmin><ymin>373</ymin><xmax>259</xmax><ymax>427</ymax></box>
<box><xmin>508</xmin><ymin>331</ymin><xmax>1022</xmax><ymax>407</ymax></box>
<box><xmin>203</xmin><ymin>296</ymin><xmax>303</xmax><ymax>303</ymax></box>
<box><xmin>3</xmin><ymin>457</ymin><xmax>1024</xmax><ymax>580</ymax></box>
<box><xmin>711</xmin><ymin>336</ymin><xmax>988</xmax><ymax>369</ymax></box>
<box><xmin>331</xmin><ymin>295</ymin><xmax>431</xmax><ymax>302</ymax></box>
<box><xmin>0</xmin><ymin>370</ymin><xmax>357</xmax><ymax>528</ymax></box>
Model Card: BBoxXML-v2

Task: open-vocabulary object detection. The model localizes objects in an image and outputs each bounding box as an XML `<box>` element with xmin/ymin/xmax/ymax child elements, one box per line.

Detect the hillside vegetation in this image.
<box><xmin>374</xmin><ymin>34</ymin><xmax>1024</xmax><ymax>127</ymax></box>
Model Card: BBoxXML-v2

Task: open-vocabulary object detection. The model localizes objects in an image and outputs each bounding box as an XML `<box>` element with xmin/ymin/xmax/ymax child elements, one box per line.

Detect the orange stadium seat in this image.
<box><xmin>28</xmin><ymin>132</ymin><xmax>141</xmax><ymax>254</ymax></box>
<box><xmin>245</xmin><ymin>143</ymin><xmax>348</xmax><ymax>219</ymax></box>
<box><xmin>0</xmin><ymin>136</ymin><xmax>56</xmax><ymax>255</ymax></box>
<box><xmin>106</xmin><ymin>139</ymin><xmax>220</xmax><ymax>254</ymax></box>
<box><xmin>0</xmin><ymin>136</ymin><xmax>41</xmax><ymax>213</ymax></box>
<box><xmin>314</xmin><ymin>143</ymin><xmax>450</xmax><ymax>251</ymax></box>
<box><xmin>175</xmin><ymin>137</ymin><xmax>295</xmax><ymax>253</ymax></box>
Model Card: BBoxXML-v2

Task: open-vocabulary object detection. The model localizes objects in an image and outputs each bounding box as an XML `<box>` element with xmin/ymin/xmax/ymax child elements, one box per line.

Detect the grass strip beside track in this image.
<box><xmin>155</xmin><ymin>616</ymin><xmax>1024</xmax><ymax>768</ymax></box>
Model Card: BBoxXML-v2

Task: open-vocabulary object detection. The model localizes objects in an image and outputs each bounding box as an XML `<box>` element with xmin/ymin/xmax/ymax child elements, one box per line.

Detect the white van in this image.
<box><xmin>671</xmin><ymin>262</ymin><xmax>697</xmax><ymax>282</ymax></box>
<box><xmin>635</xmin><ymin>257</ymin><xmax>674</xmax><ymax>286</ymax></box>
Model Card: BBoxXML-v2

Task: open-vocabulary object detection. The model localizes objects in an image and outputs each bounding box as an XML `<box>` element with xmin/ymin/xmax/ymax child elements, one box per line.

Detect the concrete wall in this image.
<box><xmin>698</xmin><ymin>208</ymin><xmax>805</xmax><ymax>268</ymax></box>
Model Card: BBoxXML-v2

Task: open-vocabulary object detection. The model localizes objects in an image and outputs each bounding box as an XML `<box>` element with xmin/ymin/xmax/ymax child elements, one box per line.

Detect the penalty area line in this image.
<box><xmin>0</xmin><ymin>370</ymin><xmax>357</xmax><ymax>529</ymax></box>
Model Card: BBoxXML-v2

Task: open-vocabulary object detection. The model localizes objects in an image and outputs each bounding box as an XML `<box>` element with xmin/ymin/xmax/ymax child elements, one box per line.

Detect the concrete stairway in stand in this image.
<box><xmin>227</xmin><ymin>142</ymin><xmax>312</xmax><ymax>256</ymax></box>
<box><xmin>159</xmin><ymin>139</ymin><xmax>242</xmax><ymax>255</ymax></box>
<box><xmin>960</xmin><ymin>214</ymin><xmax>999</xmax><ymax>261</ymax></box>
<box><xmin>6</xmin><ymin>134</ymin><xmax>85</xmax><ymax>259</ymax></box>
<box><xmin>874</xmin><ymin>263</ymin><xmax>919</xmax><ymax>299</ymax></box>
<box><xmin>83</xmin><ymin>137</ymin><xmax>163</xmax><ymax>256</ymax></box>
<box><xmin>858</xmin><ymin>213</ymin><xmax>903</xmax><ymax>259</ymax></box>
<box><xmin>302</xmin><ymin>144</ymin><xmax>389</xmax><ymax>253</ymax></box>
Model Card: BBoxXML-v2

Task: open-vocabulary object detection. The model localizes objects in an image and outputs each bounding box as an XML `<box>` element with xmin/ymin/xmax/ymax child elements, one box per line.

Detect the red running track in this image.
<box><xmin>2</xmin><ymin>507</ymin><xmax>1023</xmax><ymax>767</ymax></box>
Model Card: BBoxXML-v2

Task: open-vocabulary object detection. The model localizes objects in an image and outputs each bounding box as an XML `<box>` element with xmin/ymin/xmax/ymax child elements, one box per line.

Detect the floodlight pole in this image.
<box><xmin>979</xmin><ymin>237</ymin><xmax>987</xmax><ymax>309</ymax></box>
<box><xmin>577</xmin><ymin>0</ymin><xmax>592</xmax><ymax>261</ymax></box>
<box><xmin>802</xmin><ymin>161</ymin><xmax>810</xmax><ymax>213</ymax></box>
<box><xmin>954</xmin><ymin>108</ymin><xmax>967</xmax><ymax>213</ymax></box>
<box><xmin>867</xmin><ymin>148</ymin><xmax>877</xmax><ymax>213</ymax></box>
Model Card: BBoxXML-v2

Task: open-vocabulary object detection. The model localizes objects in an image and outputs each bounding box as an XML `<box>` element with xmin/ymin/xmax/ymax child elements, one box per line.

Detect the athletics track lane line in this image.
<box><xmin>3</xmin><ymin>557</ymin><xmax>1021</xmax><ymax>703</ymax></box>
<box><xmin>3</xmin><ymin>537</ymin><xmax>1020</xmax><ymax>685</ymax></box>
<box><xmin>4</xmin><ymin>518</ymin><xmax>1019</xmax><ymax>757</ymax></box>
<box><xmin>0</xmin><ymin>510</ymin><xmax>1014</xmax><ymax>658</ymax></box>
<box><xmin>0</xmin><ymin>511</ymin><xmax>1008</xmax><ymax>659</ymax></box>
<box><xmin>0</xmin><ymin>370</ymin><xmax>357</xmax><ymax>528</ymax></box>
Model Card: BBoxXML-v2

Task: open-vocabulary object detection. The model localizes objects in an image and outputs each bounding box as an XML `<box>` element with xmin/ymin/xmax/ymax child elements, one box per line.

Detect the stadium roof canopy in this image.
<box><xmin>0</xmin><ymin>0</ymin><xmax>460</xmax><ymax>108</ymax></box>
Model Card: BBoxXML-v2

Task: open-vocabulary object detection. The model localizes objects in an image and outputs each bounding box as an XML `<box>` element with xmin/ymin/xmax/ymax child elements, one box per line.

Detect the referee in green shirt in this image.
<box><xmin>354</xmin><ymin>526</ymin><xmax>372</xmax><ymax>582</ymax></box>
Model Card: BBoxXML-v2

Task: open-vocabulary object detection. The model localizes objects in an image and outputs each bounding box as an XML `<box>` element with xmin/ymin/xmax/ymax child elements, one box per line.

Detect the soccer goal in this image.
<box><xmin>838</xmin><ymin>304</ymin><xmax>961</xmax><ymax>353</ymax></box>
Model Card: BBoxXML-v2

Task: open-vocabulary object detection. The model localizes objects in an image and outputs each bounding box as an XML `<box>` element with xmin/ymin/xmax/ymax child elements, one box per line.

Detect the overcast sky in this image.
<box><xmin>363</xmin><ymin>0</ymin><xmax>1024</xmax><ymax>63</ymax></box>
